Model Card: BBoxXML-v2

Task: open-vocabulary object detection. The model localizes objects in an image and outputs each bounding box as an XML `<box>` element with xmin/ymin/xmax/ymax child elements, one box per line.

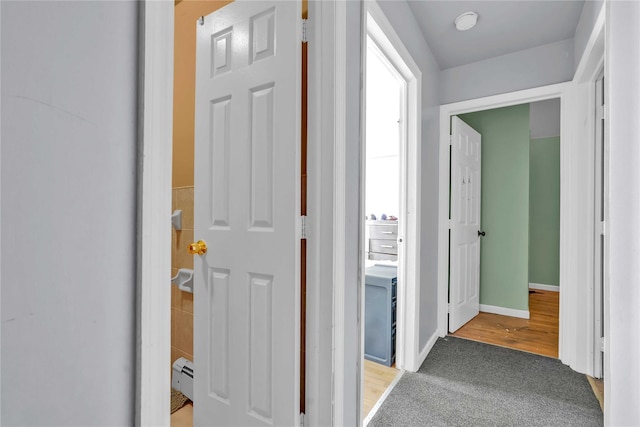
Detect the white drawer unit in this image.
<box><xmin>369</xmin><ymin>239</ymin><xmax>398</xmax><ymax>254</ymax></box>
<box><xmin>367</xmin><ymin>220</ymin><xmax>398</xmax><ymax>261</ymax></box>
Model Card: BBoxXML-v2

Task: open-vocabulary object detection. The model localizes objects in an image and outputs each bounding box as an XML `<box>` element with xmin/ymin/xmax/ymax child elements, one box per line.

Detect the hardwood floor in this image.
<box><xmin>363</xmin><ymin>360</ymin><xmax>400</xmax><ymax>419</ymax></box>
<box><xmin>171</xmin><ymin>402</ymin><xmax>193</xmax><ymax>427</ymax></box>
<box><xmin>451</xmin><ymin>289</ymin><xmax>559</xmax><ymax>358</ymax></box>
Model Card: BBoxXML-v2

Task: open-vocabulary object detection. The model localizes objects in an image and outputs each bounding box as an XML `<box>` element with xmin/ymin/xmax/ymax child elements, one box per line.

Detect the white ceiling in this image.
<box><xmin>406</xmin><ymin>0</ymin><xmax>586</xmax><ymax>70</ymax></box>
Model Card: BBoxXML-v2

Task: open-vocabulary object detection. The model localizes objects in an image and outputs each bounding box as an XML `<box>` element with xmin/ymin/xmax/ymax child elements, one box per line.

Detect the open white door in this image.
<box><xmin>193</xmin><ymin>1</ymin><xmax>301</xmax><ymax>425</ymax></box>
<box><xmin>449</xmin><ymin>116</ymin><xmax>482</xmax><ymax>332</ymax></box>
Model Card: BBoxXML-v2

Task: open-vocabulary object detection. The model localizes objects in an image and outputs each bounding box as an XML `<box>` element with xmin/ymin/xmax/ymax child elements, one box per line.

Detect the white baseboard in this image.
<box><xmin>414</xmin><ymin>331</ymin><xmax>439</xmax><ymax>372</ymax></box>
<box><xmin>529</xmin><ymin>282</ymin><xmax>560</xmax><ymax>292</ymax></box>
<box><xmin>480</xmin><ymin>304</ymin><xmax>530</xmax><ymax>319</ymax></box>
<box><xmin>363</xmin><ymin>369</ymin><xmax>404</xmax><ymax>426</ymax></box>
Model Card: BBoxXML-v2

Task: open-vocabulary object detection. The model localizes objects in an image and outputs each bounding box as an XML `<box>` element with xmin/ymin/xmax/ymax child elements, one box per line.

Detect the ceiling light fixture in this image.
<box><xmin>455</xmin><ymin>11</ymin><xmax>478</xmax><ymax>31</ymax></box>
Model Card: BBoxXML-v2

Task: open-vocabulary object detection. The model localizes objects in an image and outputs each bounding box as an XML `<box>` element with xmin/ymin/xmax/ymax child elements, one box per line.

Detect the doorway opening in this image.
<box><xmin>436</xmin><ymin>80</ymin><xmax>605</xmax><ymax>382</ymax></box>
<box><xmin>170</xmin><ymin>1</ymin><xmax>303</xmax><ymax>426</ymax></box>
<box><xmin>360</xmin><ymin>4</ymin><xmax>422</xmax><ymax>423</ymax></box>
<box><xmin>361</xmin><ymin>33</ymin><xmax>403</xmax><ymax>420</ymax></box>
<box><xmin>169</xmin><ymin>2</ymin><xmax>233</xmax><ymax>425</ymax></box>
<box><xmin>447</xmin><ymin>100</ymin><xmax>562</xmax><ymax>358</ymax></box>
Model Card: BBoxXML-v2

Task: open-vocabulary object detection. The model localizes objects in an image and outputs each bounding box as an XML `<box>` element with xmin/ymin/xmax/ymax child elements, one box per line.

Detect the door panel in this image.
<box><xmin>449</xmin><ymin>116</ymin><xmax>482</xmax><ymax>332</ymax></box>
<box><xmin>193</xmin><ymin>1</ymin><xmax>301</xmax><ymax>425</ymax></box>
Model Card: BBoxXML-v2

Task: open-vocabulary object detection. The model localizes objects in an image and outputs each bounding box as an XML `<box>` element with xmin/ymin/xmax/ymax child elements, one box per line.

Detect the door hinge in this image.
<box><xmin>447</xmin><ymin>303</ymin><xmax>451</xmax><ymax>314</ymax></box>
<box><xmin>299</xmin><ymin>215</ymin><xmax>307</xmax><ymax>240</ymax></box>
<box><xmin>300</xmin><ymin>412</ymin><xmax>306</xmax><ymax>427</ymax></box>
<box><xmin>600</xmin><ymin>336</ymin><xmax>605</xmax><ymax>352</ymax></box>
<box><xmin>449</xmin><ymin>135</ymin><xmax>453</xmax><ymax>146</ymax></box>
<box><xmin>598</xmin><ymin>104</ymin><xmax>606</xmax><ymax>121</ymax></box>
<box><xmin>600</xmin><ymin>221</ymin><xmax>606</xmax><ymax>236</ymax></box>
<box><xmin>448</xmin><ymin>219</ymin><xmax>453</xmax><ymax>230</ymax></box>
<box><xmin>302</xmin><ymin>19</ymin><xmax>308</xmax><ymax>43</ymax></box>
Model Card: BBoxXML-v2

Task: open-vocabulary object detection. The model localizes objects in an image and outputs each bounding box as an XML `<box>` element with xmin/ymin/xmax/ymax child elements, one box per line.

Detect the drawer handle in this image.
<box><xmin>380</xmin><ymin>245</ymin><xmax>394</xmax><ymax>248</ymax></box>
<box><xmin>381</xmin><ymin>231</ymin><xmax>394</xmax><ymax>234</ymax></box>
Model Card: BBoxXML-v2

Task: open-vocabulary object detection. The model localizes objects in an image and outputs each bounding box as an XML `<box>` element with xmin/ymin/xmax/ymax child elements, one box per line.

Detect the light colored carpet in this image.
<box><xmin>369</xmin><ymin>336</ymin><xmax>603</xmax><ymax>427</ymax></box>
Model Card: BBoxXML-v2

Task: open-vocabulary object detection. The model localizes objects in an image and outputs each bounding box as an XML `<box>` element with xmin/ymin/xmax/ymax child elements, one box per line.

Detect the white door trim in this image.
<box><xmin>364</xmin><ymin>0</ymin><xmax>422</xmax><ymax>373</ymax></box>
<box><xmin>572</xmin><ymin>0</ymin><xmax>605</xmax><ymax>383</ymax></box>
<box><xmin>136</xmin><ymin>1</ymin><xmax>174</xmax><ymax>425</ymax></box>
<box><xmin>330</xmin><ymin>0</ymin><xmax>353</xmax><ymax>424</ymax></box>
<box><xmin>304</xmin><ymin>2</ymin><xmax>344</xmax><ymax>426</ymax></box>
<box><xmin>438</xmin><ymin>79</ymin><xmax>604</xmax><ymax>377</ymax></box>
<box><xmin>437</xmin><ymin>82</ymin><xmax>588</xmax><ymax>368</ymax></box>
<box><xmin>592</xmin><ymin>72</ymin><xmax>605</xmax><ymax>380</ymax></box>
<box><xmin>574</xmin><ymin>5</ymin><xmax>605</xmax><ymax>85</ymax></box>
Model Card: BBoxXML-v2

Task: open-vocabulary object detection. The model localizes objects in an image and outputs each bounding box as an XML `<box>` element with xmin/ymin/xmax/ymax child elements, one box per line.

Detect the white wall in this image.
<box><xmin>1</xmin><ymin>1</ymin><xmax>139</xmax><ymax>425</ymax></box>
<box><xmin>440</xmin><ymin>39</ymin><xmax>574</xmax><ymax>105</ymax></box>
<box><xmin>376</xmin><ymin>0</ymin><xmax>441</xmax><ymax>353</ymax></box>
<box><xmin>342</xmin><ymin>2</ymin><xmax>363</xmax><ymax>424</ymax></box>
<box><xmin>574</xmin><ymin>0</ymin><xmax>604</xmax><ymax>73</ymax></box>
<box><xmin>606</xmin><ymin>1</ymin><xmax>640</xmax><ymax>424</ymax></box>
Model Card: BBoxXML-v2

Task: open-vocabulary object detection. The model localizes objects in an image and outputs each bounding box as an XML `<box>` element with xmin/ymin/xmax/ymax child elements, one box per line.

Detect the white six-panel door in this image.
<box><xmin>193</xmin><ymin>1</ymin><xmax>301</xmax><ymax>425</ymax></box>
<box><xmin>449</xmin><ymin>116</ymin><xmax>482</xmax><ymax>332</ymax></box>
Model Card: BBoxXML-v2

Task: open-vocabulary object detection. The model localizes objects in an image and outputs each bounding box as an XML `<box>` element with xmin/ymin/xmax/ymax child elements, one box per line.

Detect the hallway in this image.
<box><xmin>450</xmin><ymin>289</ymin><xmax>604</xmax><ymax>409</ymax></box>
<box><xmin>367</xmin><ymin>336</ymin><xmax>602</xmax><ymax>427</ymax></box>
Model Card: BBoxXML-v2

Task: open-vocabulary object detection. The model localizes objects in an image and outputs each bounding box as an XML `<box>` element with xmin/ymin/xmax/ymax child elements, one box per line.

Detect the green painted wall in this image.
<box><xmin>529</xmin><ymin>137</ymin><xmax>560</xmax><ymax>286</ymax></box>
<box><xmin>459</xmin><ymin>104</ymin><xmax>530</xmax><ymax>312</ymax></box>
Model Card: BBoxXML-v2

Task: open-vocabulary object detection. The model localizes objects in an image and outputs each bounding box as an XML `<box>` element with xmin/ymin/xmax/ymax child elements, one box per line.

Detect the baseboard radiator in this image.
<box><xmin>172</xmin><ymin>357</ymin><xmax>194</xmax><ymax>401</ymax></box>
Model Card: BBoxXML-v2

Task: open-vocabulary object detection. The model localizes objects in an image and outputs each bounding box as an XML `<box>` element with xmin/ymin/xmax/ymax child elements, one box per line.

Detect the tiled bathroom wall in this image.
<box><xmin>172</xmin><ymin>186</ymin><xmax>194</xmax><ymax>365</ymax></box>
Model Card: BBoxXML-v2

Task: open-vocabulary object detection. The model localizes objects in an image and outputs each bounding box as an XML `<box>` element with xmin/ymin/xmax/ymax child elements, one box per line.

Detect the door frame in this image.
<box><xmin>438</xmin><ymin>84</ymin><xmax>568</xmax><ymax>338</ymax></box>
<box><xmin>363</xmin><ymin>0</ymin><xmax>422</xmax><ymax>374</ymax></box>
<box><xmin>136</xmin><ymin>1</ymin><xmax>174</xmax><ymax>425</ymax></box>
<box><xmin>593</xmin><ymin>70</ymin><xmax>605</xmax><ymax>380</ymax></box>
<box><xmin>573</xmin><ymin>3</ymin><xmax>606</xmax><ymax>382</ymax></box>
<box><xmin>438</xmin><ymin>78</ymin><xmax>603</xmax><ymax>377</ymax></box>
<box><xmin>437</xmin><ymin>83</ymin><xmax>576</xmax><ymax>366</ymax></box>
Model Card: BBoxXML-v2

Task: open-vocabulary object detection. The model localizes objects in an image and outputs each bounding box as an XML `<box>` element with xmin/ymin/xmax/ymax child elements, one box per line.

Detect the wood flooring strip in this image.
<box><xmin>363</xmin><ymin>360</ymin><xmax>400</xmax><ymax>419</ymax></box>
<box><xmin>587</xmin><ymin>375</ymin><xmax>605</xmax><ymax>411</ymax></box>
<box><xmin>170</xmin><ymin>403</ymin><xmax>193</xmax><ymax>427</ymax></box>
<box><xmin>451</xmin><ymin>290</ymin><xmax>559</xmax><ymax>358</ymax></box>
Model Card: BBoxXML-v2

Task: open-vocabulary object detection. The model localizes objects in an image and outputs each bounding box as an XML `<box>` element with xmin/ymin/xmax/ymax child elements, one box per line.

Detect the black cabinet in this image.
<box><xmin>364</xmin><ymin>265</ymin><xmax>397</xmax><ymax>367</ymax></box>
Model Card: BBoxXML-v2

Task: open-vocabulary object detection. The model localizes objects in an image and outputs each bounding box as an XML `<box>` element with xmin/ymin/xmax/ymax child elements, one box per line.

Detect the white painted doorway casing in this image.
<box><xmin>136</xmin><ymin>1</ymin><xmax>175</xmax><ymax>424</ymax></box>
<box><xmin>572</xmin><ymin>0</ymin><xmax>605</xmax><ymax>385</ymax></box>
<box><xmin>437</xmin><ymin>81</ymin><xmax>601</xmax><ymax>378</ymax></box>
<box><xmin>593</xmin><ymin>72</ymin><xmax>605</xmax><ymax>380</ymax></box>
<box><xmin>193</xmin><ymin>1</ymin><xmax>301</xmax><ymax>426</ymax></box>
<box><xmin>362</xmin><ymin>0</ymin><xmax>422</xmax><ymax>378</ymax></box>
<box><xmin>448</xmin><ymin>117</ymin><xmax>482</xmax><ymax>333</ymax></box>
